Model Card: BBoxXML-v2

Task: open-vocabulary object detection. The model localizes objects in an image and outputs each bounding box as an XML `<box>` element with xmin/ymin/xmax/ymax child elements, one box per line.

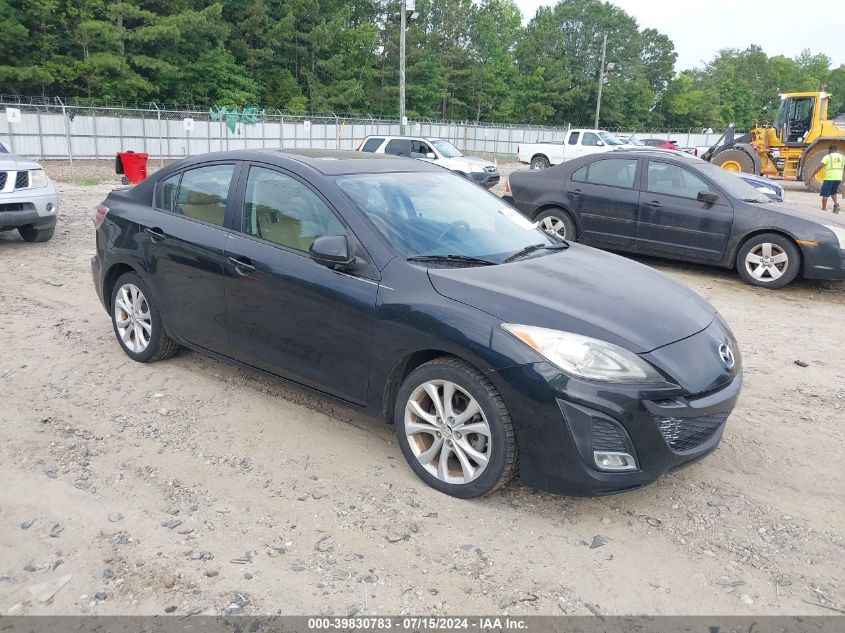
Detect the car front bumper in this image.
<box><xmin>800</xmin><ymin>241</ymin><xmax>845</xmax><ymax>281</ymax></box>
<box><xmin>467</xmin><ymin>170</ymin><xmax>500</xmax><ymax>189</ymax></box>
<box><xmin>0</xmin><ymin>186</ymin><xmax>59</xmax><ymax>230</ymax></box>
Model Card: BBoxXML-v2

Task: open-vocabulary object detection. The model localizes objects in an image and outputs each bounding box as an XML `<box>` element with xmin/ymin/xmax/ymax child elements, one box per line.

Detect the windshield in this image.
<box><xmin>430</xmin><ymin>139</ymin><xmax>463</xmax><ymax>158</ymax></box>
<box><xmin>336</xmin><ymin>172</ymin><xmax>557</xmax><ymax>263</ymax></box>
<box><xmin>599</xmin><ymin>131</ymin><xmax>626</xmax><ymax>146</ymax></box>
<box><xmin>695</xmin><ymin>161</ymin><xmax>770</xmax><ymax>202</ymax></box>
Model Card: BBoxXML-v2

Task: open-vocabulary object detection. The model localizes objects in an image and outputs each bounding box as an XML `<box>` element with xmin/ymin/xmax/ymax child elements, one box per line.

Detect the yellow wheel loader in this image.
<box><xmin>702</xmin><ymin>91</ymin><xmax>845</xmax><ymax>192</ymax></box>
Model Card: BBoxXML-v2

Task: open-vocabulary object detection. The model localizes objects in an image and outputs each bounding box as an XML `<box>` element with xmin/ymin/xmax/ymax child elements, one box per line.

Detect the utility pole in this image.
<box><xmin>399</xmin><ymin>0</ymin><xmax>406</xmax><ymax>135</ymax></box>
<box><xmin>594</xmin><ymin>32</ymin><xmax>607</xmax><ymax>129</ymax></box>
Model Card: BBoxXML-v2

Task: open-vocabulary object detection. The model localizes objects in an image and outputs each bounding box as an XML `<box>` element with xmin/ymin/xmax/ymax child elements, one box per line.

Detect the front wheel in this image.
<box><xmin>110</xmin><ymin>272</ymin><xmax>180</xmax><ymax>362</ymax></box>
<box><xmin>736</xmin><ymin>233</ymin><xmax>801</xmax><ymax>289</ymax></box>
<box><xmin>394</xmin><ymin>358</ymin><xmax>517</xmax><ymax>498</ymax></box>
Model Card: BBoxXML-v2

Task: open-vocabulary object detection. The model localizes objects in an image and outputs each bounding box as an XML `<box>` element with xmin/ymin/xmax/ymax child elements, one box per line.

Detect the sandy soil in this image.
<box><xmin>0</xmin><ymin>172</ymin><xmax>843</xmax><ymax>617</ymax></box>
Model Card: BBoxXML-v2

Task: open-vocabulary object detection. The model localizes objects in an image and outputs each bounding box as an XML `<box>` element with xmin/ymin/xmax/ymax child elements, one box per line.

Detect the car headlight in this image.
<box><xmin>755</xmin><ymin>186</ymin><xmax>777</xmax><ymax>196</ymax></box>
<box><xmin>466</xmin><ymin>163</ymin><xmax>485</xmax><ymax>173</ymax></box>
<box><xmin>502</xmin><ymin>324</ymin><xmax>665</xmax><ymax>383</ymax></box>
<box><xmin>824</xmin><ymin>225</ymin><xmax>845</xmax><ymax>249</ymax></box>
<box><xmin>29</xmin><ymin>169</ymin><xmax>48</xmax><ymax>188</ymax></box>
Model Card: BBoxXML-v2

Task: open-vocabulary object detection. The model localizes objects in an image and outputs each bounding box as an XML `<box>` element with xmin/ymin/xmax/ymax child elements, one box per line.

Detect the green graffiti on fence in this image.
<box><xmin>209</xmin><ymin>107</ymin><xmax>266</xmax><ymax>134</ymax></box>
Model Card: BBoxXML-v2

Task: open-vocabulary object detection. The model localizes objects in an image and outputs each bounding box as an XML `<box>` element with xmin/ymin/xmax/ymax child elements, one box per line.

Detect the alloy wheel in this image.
<box><xmin>744</xmin><ymin>242</ymin><xmax>788</xmax><ymax>282</ymax></box>
<box><xmin>539</xmin><ymin>216</ymin><xmax>567</xmax><ymax>238</ymax></box>
<box><xmin>404</xmin><ymin>380</ymin><xmax>491</xmax><ymax>485</ymax></box>
<box><xmin>114</xmin><ymin>283</ymin><xmax>152</xmax><ymax>353</ymax></box>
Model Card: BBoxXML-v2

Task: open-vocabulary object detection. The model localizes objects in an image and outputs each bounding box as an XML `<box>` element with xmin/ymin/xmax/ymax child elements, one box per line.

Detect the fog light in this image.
<box><xmin>46</xmin><ymin>202</ymin><xmax>54</xmax><ymax>213</ymax></box>
<box><xmin>594</xmin><ymin>451</ymin><xmax>637</xmax><ymax>471</ymax></box>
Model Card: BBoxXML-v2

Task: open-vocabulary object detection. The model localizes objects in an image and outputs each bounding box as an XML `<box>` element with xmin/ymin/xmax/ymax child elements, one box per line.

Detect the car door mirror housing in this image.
<box><xmin>697</xmin><ymin>191</ymin><xmax>718</xmax><ymax>204</ymax></box>
<box><xmin>596</xmin><ymin>140</ymin><xmax>604</xmax><ymax>146</ymax></box>
<box><xmin>309</xmin><ymin>235</ymin><xmax>354</xmax><ymax>269</ymax></box>
<box><xmin>425</xmin><ymin>152</ymin><xmax>436</xmax><ymax>159</ymax></box>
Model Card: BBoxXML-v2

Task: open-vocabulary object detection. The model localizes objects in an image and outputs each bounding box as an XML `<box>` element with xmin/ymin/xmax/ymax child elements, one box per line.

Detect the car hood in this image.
<box><xmin>0</xmin><ymin>152</ymin><xmax>41</xmax><ymax>170</ymax></box>
<box><xmin>757</xmin><ymin>201</ymin><xmax>845</xmax><ymax>230</ymax></box>
<box><xmin>427</xmin><ymin>244</ymin><xmax>716</xmax><ymax>354</ymax></box>
<box><xmin>438</xmin><ymin>156</ymin><xmax>496</xmax><ymax>172</ymax></box>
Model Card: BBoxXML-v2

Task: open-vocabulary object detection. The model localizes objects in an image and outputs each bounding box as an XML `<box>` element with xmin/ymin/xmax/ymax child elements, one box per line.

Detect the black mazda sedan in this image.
<box><xmin>504</xmin><ymin>149</ymin><xmax>845</xmax><ymax>289</ymax></box>
<box><xmin>92</xmin><ymin>150</ymin><xmax>742</xmax><ymax>498</ymax></box>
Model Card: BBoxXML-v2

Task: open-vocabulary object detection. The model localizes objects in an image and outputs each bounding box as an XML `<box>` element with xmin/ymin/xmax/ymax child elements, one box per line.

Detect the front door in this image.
<box><xmin>138</xmin><ymin>162</ymin><xmax>239</xmax><ymax>353</ymax></box>
<box><xmin>566</xmin><ymin>157</ymin><xmax>640</xmax><ymax>246</ymax></box>
<box><xmin>222</xmin><ymin>164</ymin><xmax>377</xmax><ymax>404</ymax></box>
<box><xmin>636</xmin><ymin>160</ymin><xmax>734</xmax><ymax>262</ymax></box>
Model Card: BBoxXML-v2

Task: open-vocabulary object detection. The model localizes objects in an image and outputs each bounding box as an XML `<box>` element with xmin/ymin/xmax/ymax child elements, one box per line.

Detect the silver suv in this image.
<box><xmin>356</xmin><ymin>136</ymin><xmax>500</xmax><ymax>189</ymax></box>
<box><xmin>0</xmin><ymin>141</ymin><xmax>59</xmax><ymax>242</ymax></box>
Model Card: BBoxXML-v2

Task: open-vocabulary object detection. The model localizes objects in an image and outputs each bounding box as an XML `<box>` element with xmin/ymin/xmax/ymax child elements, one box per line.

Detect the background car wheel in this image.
<box><xmin>530</xmin><ymin>155</ymin><xmax>550</xmax><ymax>170</ymax></box>
<box><xmin>18</xmin><ymin>225</ymin><xmax>55</xmax><ymax>243</ymax></box>
<box><xmin>801</xmin><ymin>151</ymin><xmax>827</xmax><ymax>193</ymax></box>
<box><xmin>536</xmin><ymin>208</ymin><xmax>577</xmax><ymax>241</ymax></box>
<box><xmin>121</xmin><ymin>176</ymin><xmax>130</xmax><ymax>185</ymax></box>
<box><xmin>110</xmin><ymin>272</ymin><xmax>180</xmax><ymax>362</ymax></box>
<box><xmin>712</xmin><ymin>148</ymin><xmax>755</xmax><ymax>174</ymax></box>
<box><xmin>394</xmin><ymin>357</ymin><xmax>517</xmax><ymax>498</ymax></box>
<box><xmin>736</xmin><ymin>233</ymin><xmax>800</xmax><ymax>289</ymax></box>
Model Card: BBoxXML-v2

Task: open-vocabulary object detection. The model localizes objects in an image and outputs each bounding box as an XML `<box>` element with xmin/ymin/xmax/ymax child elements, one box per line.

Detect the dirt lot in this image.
<box><xmin>1</xmin><ymin>168</ymin><xmax>844</xmax><ymax>617</ymax></box>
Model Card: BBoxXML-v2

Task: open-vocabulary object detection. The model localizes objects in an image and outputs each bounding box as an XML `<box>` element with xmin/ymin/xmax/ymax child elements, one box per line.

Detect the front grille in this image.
<box><xmin>15</xmin><ymin>171</ymin><xmax>28</xmax><ymax>189</ymax></box>
<box><xmin>657</xmin><ymin>411</ymin><xmax>730</xmax><ymax>452</ymax></box>
<box><xmin>0</xmin><ymin>172</ymin><xmax>7</xmax><ymax>189</ymax></box>
<box><xmin>484</xmin><ymin>165</ymin><xmax>497</xmax><ymax>173</ymax></box>
<box><xmin>592</xmin><ymin>419</ymin><xmax>627</xmax><ymax>452</ymax></box>
<box><xmin>487</xmin><ymin>175</ymin><xmax>500</xmax><ymax>185</ymax></box>
<box><xmin>0</xmin><ymin>203</ymin><xmax>34</xmax><ymax>212</ymax></box>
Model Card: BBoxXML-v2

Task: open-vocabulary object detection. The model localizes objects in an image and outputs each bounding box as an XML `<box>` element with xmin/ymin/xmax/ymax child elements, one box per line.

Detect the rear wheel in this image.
<box><xmin>736</xmin><ymin>233</ymin><xmax>801</xmax><ymax>289</ymax></box>
<box><xmin>536</xmin><ymin>208</ymin><xmax>577</xmax><ymax>241</ymax></box>
<box><xmin>18</xmin><ymin>225</ymin><xmax>54</xmax><ymax>243</ymax></box>
<box><xmin>110</xmin><ymin>272</ymin><xmax>180</xmax><ymax>362</ymax></box>
<box><xmin>530</xmin><ymin>155</ymin><xmax>550</xmax><ymax>170</ymax></box>
<box><xmin>394</xmin><ymin>357</ymin><xmax>517</xmax><ymax>498</ymax></box>
<box><xmin>713</xmin><ymin>148</ymin><xmax>755</xmax><ymax>174</ymax></box>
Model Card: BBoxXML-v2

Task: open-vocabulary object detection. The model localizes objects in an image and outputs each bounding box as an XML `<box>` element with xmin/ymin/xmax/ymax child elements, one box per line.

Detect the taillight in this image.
<box><xmin>517</xmin><ymin>145</ymin><xmax>520</xmax><ymax>154</ymax></box>
<box><xmin>504</xmin><ymin>177</ymin><xmax>511</xmax><ymax>195</ymax></box>
<box><xmin>93</xmin><ymin>203</ymin><xmax>109</xmax><ymax>228</ymax></box>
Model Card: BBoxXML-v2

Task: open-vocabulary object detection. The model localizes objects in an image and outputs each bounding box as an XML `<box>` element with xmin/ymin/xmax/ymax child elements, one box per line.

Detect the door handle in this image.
<box><xmin>570</xmin><ymin>189</ymin><xmax>583</xmax><ymax>196</ymax></box>
<box><xmin>227</xmin><ymin>256</ymin><xmax>256</xmax><ymax>274</ymax></box>
<box><xmin>645</xmin><ymin>200</ymin><xmax>663</xmax><ymax>208</ymax></box>
<box><xmin>143</xmin><ymin>226</ymin><xmax>166</xmax><ymax>240</ymax></box>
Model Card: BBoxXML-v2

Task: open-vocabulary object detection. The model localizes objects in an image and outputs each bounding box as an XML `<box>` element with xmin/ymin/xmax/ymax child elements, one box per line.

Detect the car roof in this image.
<box><xmin>609</xmin><ymin>147</ymin><xmax>699</xmax><ymax>160</ymax></box>
<box><xmin>163</xmin><ymin>149</ymin><xmax>443</xmax><ymax>176</ymax></box>
<box><xmin>361</xmin><ymin>135</ymin><xmax>446</xmax><ymax>142</ymax></box>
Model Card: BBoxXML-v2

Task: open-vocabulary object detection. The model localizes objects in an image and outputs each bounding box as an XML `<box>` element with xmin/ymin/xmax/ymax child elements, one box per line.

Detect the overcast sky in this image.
<box><xmin>513</xmin><ymin>0</ymin><xmax>845</xmax><ymax>71</ymax></box>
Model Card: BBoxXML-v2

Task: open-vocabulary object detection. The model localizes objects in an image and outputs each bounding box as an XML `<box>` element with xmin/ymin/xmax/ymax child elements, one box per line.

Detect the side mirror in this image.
<box><xmin>697</xmin><ymin>191</ymin><xmax>718</xmax><ymax>204</ymax></box>
<box><xmin>309</xmin><ymin>235</ymin><xmax>354</xmax><ymax>269</ymax></box>
<box><xmin>596</xmin><ymin>140</ymin><xmax>605</xmax><ymax>147</ymax></box>
<box><xmin>425</xmin><ymin>152</ymin><xmax>436</xmax><ymax>159</ymax></box>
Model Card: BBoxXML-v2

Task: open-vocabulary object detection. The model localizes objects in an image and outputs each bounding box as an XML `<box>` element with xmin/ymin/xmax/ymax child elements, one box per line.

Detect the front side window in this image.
<box><xmin>410</xmin><ymin>140</ymin><xmax>434</xmax><ymax>158</ymax></box>
<box><xmin>582</xmin><ymin>132</ymin><xmax>600</xmax><ymax>146</ymax></box>
<box><xmin>647</xmin><ymin>162</ymin><xmax>710</xmax><ymax>199</ymax></box>
<box><xmin>242</xmin><ymin>166</ymin><xmax>345</xmax><ymax>252</ymax></box>
<box><xmin>586</xmin><ymin>159</ymin><xmax>637</xmax><ymax>188</ymax></box>
<box><xmin>361</xmin><ymin>138</ymin><xmax>383</xmax><ymax>152</ymax></box>
<box><xmin>337</xmin><ymin>172</ymin><xmax>556</xmax><ymax>262</ymax></box>
<box><xmin>175</xmin><ymin>164</ymin><xmax>235</xmax><ymax>226</ymax></box>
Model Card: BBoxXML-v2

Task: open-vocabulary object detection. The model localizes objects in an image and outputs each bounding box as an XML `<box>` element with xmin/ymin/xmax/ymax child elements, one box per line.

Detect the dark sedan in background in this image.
<box><xmin>504</xmin><ymin>149</ymin><xmax>845</xmax><ymax>289</ymax></box>
<box><xmin>92</xmin><ymin>149</ymin><xmax>741</xmax><ymax>498</ymax></box>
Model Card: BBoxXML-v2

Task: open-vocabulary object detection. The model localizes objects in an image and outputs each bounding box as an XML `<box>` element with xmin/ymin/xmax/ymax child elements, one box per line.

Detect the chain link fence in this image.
<box><xmin>0</xmin><ymin>96</ymin><xmax>729</xmax><ymax>182</ymax></box>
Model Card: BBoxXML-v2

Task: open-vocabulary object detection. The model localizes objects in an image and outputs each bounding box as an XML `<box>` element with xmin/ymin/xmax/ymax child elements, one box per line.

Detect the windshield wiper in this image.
<box><xmin>503</xmin><ymin>242</ymin><xmax>569</xmax><ymax>263</ymax></box>
<box><xmin>407</xmin><ymin>254</ymin><xmax>496</xmax><ymax>266</ymax></box>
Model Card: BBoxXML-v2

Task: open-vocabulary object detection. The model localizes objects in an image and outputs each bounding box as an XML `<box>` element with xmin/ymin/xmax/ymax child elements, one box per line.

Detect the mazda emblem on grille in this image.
<box><xmin>718</xmin><ymin>343</ymin><xmax>735</xmax><ymax>369</ymax></box>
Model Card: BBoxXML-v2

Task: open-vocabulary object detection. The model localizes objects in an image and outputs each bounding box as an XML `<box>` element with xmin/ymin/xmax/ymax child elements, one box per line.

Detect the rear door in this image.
<box><xmin>636</xmin><ymin>160</ymin><xmax>734</xmax><ymax>261</ymax></box>
<box><xmin>566</xmin><ymin>157</ymin><xmax>640</xmax><ymax>246</ymax></box>
<box><xmin>222</xmin><ymin>163</ymin><xmax>378</xmax><ymax>403</ymax></box>
<box><xmin>139</xmin><ymin>162</ymin><xmax>240</xmax><ymax>353</ymax></box>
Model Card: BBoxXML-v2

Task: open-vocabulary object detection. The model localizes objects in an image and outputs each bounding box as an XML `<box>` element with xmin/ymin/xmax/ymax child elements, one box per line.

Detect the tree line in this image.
<box><xmin>2</xmin><ymin>0</ymin><xmax>843</xmax><ymax>129</ymax></box>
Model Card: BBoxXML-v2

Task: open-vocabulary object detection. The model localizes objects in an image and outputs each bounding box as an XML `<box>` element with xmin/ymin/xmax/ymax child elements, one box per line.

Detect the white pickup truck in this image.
<box><xmin>516</xmin><ymin>129</ymin><xmax>630</xmax><ymax>169</ymax></box>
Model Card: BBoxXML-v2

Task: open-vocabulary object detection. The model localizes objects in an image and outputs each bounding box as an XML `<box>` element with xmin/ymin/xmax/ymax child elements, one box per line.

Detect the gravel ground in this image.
<box><xmin>0</xmin><ymin>165</ymin><xmax>843</xmax><ymax>617</ymax></box>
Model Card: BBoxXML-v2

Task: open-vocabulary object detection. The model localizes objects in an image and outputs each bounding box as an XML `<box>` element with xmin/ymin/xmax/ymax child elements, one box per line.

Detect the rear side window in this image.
<box><xmin>647</xmin><ymin>162</ymin><xmax>710</xmax><ymax>199</ymax></box>
<box><xmin>571</xmin><ymin>165</ymin><xmax>588</xmax><ymax>182</ymax></box>
<box><xmin>586</xmin><ymin>159</ymin><xmax>637</xmax><ymax>188</ymax></box>
<box><xmin>384</xmin><ymin>139</ymin><xmax>412</xmax><ymax>156</ymax></box>
<box><xmin>567</xmin><ymin>131</ymin><xmax>580</xmax><ymax>145</ymax></box>
<box><xmin>361</xmin><ymin>138</ymin><xmax>383</xmax><ymax>152</ymax></box>
<box><xmin>241</xmin><ymin>166</ymin><xmax>345</xmax><ymax>253</ymax></box>
<box><xmin>159</xmin><ymin>174</ymin><xmax>181</xmax><ymax>211</ymax></box>
<box><xmin>175</xmin><ymin>164</ymin><xmax>235</xmax><ymax>226</ymax></box>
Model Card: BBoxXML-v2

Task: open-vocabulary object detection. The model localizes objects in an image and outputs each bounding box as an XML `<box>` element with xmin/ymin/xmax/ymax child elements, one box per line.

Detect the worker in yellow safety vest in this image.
<box><xmin>814</xmin><ymin>144</ymin><xmax>844</xmax><ymax>213</ymax></box>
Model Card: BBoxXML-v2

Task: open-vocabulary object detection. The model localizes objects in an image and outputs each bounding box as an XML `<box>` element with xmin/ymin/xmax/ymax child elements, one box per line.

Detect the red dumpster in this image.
<box><xmin>115</xmin><ymin>151</ymin><xmax>149</xmax><ymax>185</ymax></box>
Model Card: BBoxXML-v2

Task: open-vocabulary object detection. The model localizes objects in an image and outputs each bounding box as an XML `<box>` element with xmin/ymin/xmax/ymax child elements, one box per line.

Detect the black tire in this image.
<box><xmin>736</xmin><ymin>233</ymin><xmax>801</xmax><ymax>289</ymax></box>
<box><xmin>393</xmin><ymin>357</ymin><xmax>517</xmax><ymax>498</ymax></box>
<box><xmin>536</xmin><ymin>207</ymin><xmax>578</xmax><ymax>241</ymax></box>
<box><xmin>121</xmin><ymin>176</ymin><xmax>130</xmax><ymax>185</ymax></box>
<box><xmin>530</xmin><ymin>155</ymin><xmax>550</xmax><ymax>170</ymax></box>
<box><xmin>110</xmin><ymin>271</ymin><xmax>180</xmax><ymax>362</ymax></box>
<box><xmin>712</xmin><ymin>148</ymin><xmax>755</xmax><ymax>174</ymax></box>
<box><xmin>18</xmin><ymin>225</ymin><xmax>55</xmax><ymax>243</ymax></box>
<box><xmin>802</xmin><ymin>151</ymin><xmax>826</xmax><ymax>193</ymax></box>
